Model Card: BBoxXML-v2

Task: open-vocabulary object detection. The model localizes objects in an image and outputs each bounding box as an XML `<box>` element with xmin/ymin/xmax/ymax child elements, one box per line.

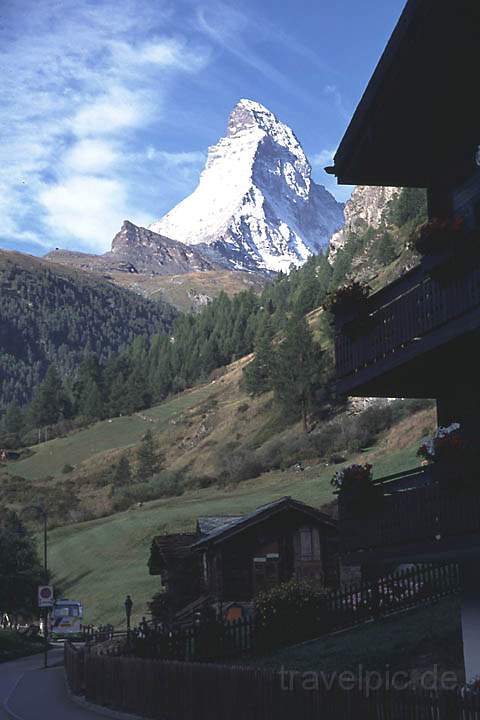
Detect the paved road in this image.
<box><xmin>0</xmin><ymin>649</ymin><xmax>106</xmax><ymax>719</ymax></box>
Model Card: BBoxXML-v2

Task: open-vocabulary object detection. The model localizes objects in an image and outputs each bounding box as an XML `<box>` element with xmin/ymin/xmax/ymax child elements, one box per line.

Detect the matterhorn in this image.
<box><xmin>150</xmin><ymin>99</ymin><xmax>344</xmax><ymax>273</ymax></box>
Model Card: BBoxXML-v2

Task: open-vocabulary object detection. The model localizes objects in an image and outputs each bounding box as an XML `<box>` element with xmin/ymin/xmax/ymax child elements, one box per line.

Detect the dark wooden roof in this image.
<box><xmin>192</xmin><ymin>496</ymin><xmax>337</xmax><ymax>549</ymax></box>
<box><xmin>329</xmin><ymin>0</ymin><xmax>480</xmax><ymax>188</ymax></box>
<box><xmin>196</xmin><ymin>516</ymin><xmax>243</xmax><ymax>536</ymax></box>
<box><xmin>148</xmin><ymin>533</ymin><xmax>198</xmax><ymax>575</ymax></box>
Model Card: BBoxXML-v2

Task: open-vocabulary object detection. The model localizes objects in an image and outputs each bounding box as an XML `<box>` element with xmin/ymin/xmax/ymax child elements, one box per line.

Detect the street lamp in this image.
<box><xmin>124</xmin><ymin>595</ymin><xmax>133</xmax><ymax>640</ymax></box>
<box><xmin>21</xmin><ymin>505</ymin><xmax>48</xmax><ymax>669</ymax></box>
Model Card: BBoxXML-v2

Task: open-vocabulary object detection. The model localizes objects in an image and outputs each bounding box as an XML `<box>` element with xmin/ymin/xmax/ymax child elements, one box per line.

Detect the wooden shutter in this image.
<box><xmin>312</xmin><ymin>528</ymin><xmax>321</xmax><ymax>561</ymax></box>
<box><xmin>300</xmin><ymin>528</ymin><xmax>313</xmax><ymax>560</ymax></box>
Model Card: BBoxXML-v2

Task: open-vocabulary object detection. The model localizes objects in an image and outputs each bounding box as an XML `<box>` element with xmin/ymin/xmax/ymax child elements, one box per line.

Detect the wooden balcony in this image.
<box><xmin>334</xmin><ymin>247</ymin><xmax>480</xmax><ymax>397</ymax></box>
<box><xmin>339</xmin><ymin>466</ymin><xmax>480</xmax><ymax>564</ymax></box>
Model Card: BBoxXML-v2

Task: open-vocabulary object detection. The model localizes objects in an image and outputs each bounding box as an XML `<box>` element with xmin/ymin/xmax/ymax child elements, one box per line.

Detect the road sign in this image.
<box><xmin>38</xmin><ymin>585</ymin><xmax>54</xmax><ymax>607</ymax></box>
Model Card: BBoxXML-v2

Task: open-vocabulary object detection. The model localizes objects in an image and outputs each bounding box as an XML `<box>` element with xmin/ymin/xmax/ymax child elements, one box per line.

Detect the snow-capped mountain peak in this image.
<box><xmin>149</xmin><ymin>99</ymin><xmax>344</xmax><ymax>273</ymax></box>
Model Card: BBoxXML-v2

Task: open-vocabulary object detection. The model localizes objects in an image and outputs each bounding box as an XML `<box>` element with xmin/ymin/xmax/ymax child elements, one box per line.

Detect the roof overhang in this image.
<box><xmin>192</xmin><ymin>497</ymin><xmax>337</xmax><ymax>550</ymax></box>
<box><xmin>330</xmin><ymin>0</ymin><xmax>480</xmax><ymax>189</ymax></box>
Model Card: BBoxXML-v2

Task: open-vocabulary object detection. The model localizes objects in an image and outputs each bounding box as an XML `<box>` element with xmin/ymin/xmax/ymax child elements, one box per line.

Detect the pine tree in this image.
<box><xmin>3</xmin><ymin>401</ymin><xmax>24</xmax><ymax>435</ymax></box>
<box><xmin>73</xmin><ymin>354</ymin><xmax>103</xmax><ymax>415</ymax></box>
<box><xmin>137</xmin><ymin>430</ymin><xmax>159</xmax><ymax>481</ymax></box>
<box><xmin>28</xmin><ymin>366</ymin><xmax>72</xmax><ymax>428</ymax></box>
<box><xmin>374</xmin><ymin>230</ymin><xmax>397</xmax><ymax>266</ymax></box>
<box><xmin>81</xmin><ymin>379</ymin><xmax>104</xmax><ymax>421</ymax></box>
<box><xmin>123</xmin><ymin>370</ymin><xmax>152</xmax><ymax>415</ymax></box>
<box><xmin>243</xmin><ymin>316</ymin><xmax>275</xmax><ymax>395</ymax></box>
<box><xmin>0</xmin><ymin>509</ymin><xmax>44</xmax><ymax>617</ymax></box>
<box><xmin>271</xmin><ymin>313</ymin><xmax>322</xmax><ymax>432</ymax></box>
<box><xmin>108</xmin><ymin>375</ymin><xmax>128</xmax><ymax>417</ymax></box>
<box><xmin>385</xmin><ymin>187</ymin><xmax>427</xmax><ymax>227</ymax></box>
<box><xmin>112</xmin><ymin>455</ymin><xmax>131</xmax><ymax>488</ymax></box>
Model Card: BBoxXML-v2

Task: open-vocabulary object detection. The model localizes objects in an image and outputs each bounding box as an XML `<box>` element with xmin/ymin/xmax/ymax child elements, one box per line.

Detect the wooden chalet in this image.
<box><xmin>149</xmin><ymin>497</ymin><xmax>339</xmax><ymax>622</ymax></box>
<box><xmin>148</xmin><ymin>533</ymin><xmax>204</xmax><ymax>616</ymax></box>
<box><xmin>327</xmin><ymin>0</ymin><xmax>480</xmax><ymax>680</ymax></box>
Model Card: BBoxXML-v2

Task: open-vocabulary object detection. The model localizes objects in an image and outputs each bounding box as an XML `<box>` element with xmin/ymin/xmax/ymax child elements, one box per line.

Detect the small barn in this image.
<box><xmin>149</xmin><ymin>497</ymin><xmax>339</xmax><ymax>622</ymax></box>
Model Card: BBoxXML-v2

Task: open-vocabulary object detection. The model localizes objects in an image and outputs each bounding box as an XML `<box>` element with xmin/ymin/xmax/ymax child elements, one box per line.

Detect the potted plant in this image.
<box><xmin>323</xmin><ymin>280</ymin><xmax>371</xmax><ymax>330</ymax></box>
<box><xmin>417</xmin><ymin>422</ymin><xmax>469</xmax><ymax>488</ymax></box>
<box><xmin>331</xmin><ymin>462</ymin><xmax>382</xmax><ymax>512</ymax></box>
<box><xmin>408</xmin><ymin>217</ymin><xmax>465</xmax><ymax>257</ymax></box>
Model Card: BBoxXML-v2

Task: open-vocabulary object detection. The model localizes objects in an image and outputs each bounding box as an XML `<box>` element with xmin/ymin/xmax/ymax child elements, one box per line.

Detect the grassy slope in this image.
<box><xmin>107</xmin><ymin>270</ymin><xmax>267</xmax><ymax>312</ymax></box>
<box><xmin>9</xmin><ymin>384</ymin><xmax>215</xmax><ymax>481</ymax></box>
<box><xmin>46</xmin><ymin>436</ymin><xmax>421</xmax><ymax>628</ymax></box>
<box><xmin>3</xmin><ymin>305</ymin><xmax>434</xmax><ymax>627</ymax></box>
<box><xmin>239</xmin><ymin>596</ymin><xmax>463</xmax><ymax>678</ymax></box>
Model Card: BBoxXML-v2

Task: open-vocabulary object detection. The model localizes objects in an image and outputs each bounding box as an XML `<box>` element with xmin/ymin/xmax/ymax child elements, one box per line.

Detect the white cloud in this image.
<box><xmin>39</xmin><ymin>176</ymin><xmax>150</xmax><ymax>252</ymax></box>
<box><xmin>109</xmin><ymin>36</ymin><xmax>209</xmax><ymax>72</ymax></box>
<box><xmin>63</xmin><ymin>139</ymin><xmax>119</xmax><ymax>174</ymax></box>
<box><xmin>71</xmin><ymin>87</ymin><xmax>148</xmax><ymax>138</ymax></box>
<box><xmin>0</xmin><ymin>0</ymin><xmax>211</xmax><ymax>252</ymax></box>
<box><xmin>196</xmin><ymin>3</ymin><xmax>314</xmax><ymax>105</ymax></box>
<box><xmin>310</xmin><ymin>149</ymin><xmax>354</xmax><ymax>204</ymax></box>
<box><xmin>311</xmin><ymin>148</ymin><xmax>336</xmax><ymax>169</ymax></box>
<box><xmin>145</xmin><ymin>149</ymin><xmax>206</xmax><ymax>165</ymax></box>
<box><xmin>324</xmin><ymin>84</ymin><xmax>350</xmax><ymax>122</ymax></box>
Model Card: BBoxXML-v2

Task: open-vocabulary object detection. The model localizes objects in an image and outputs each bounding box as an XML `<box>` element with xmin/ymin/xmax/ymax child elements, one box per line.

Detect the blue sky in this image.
<box><xmin>1</xmin><ymin>0</ymin><xmax>405</xmax><ymax>256</ymax></box>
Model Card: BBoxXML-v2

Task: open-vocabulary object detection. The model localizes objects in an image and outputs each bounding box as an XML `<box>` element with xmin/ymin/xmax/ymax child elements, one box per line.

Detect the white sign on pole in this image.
<box><xmin>38</xmin><ymin>585</ymin><xmax>54</xmax><ymax>607</ymax></box>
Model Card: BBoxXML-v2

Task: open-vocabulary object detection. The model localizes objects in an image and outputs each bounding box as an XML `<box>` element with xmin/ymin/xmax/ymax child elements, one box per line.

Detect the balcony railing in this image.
<box><xmin>338</xmin><ymin>466</ymin><xmax>480</xmax><ymax>558</ymax></box>
<box><xmin>335</xmin><ymin>249</ymin><xmax>480</xmax><ymax>383</ymax></box>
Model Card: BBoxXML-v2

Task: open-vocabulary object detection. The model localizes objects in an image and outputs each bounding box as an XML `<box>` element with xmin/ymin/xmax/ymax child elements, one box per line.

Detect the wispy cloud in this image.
<box><xmin>311</xmin><ymin>148</ymin><xmax>353</xmax><ymax>204</ymax></box>
<box><xmin>195</xmin><ymin>2</ymin><xmax>330</xmax><ymax>108</ymax></box>
<box><xmin>311</xmin><ymin>148</ymin><xmax>337</xmax><ymax>169</ymax></box>
<box><xmin>0</xmin><ymin>0</ymin><xmax>210</xmax><ymax>252</ymax></box>
<box><xmin>324</xmin><ymin>84</ymin><xmax>351</xmax><ymax>122</ymax></box>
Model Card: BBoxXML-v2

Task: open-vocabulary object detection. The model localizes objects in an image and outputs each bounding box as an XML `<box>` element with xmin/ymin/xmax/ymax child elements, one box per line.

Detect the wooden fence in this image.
<box><xmin>65</xmin><ymin>643</ymin><xmax>480</xmax><ymax>720</ymax></box>
<box><xmin>325</xmin><ymin>562</ymin><xmax>459</xmax><ymax>629</ymax></box>
<box><xmin>88</xmin><ymin>563</ymin><xmax>459</xmax><ymax>663</ymax></box>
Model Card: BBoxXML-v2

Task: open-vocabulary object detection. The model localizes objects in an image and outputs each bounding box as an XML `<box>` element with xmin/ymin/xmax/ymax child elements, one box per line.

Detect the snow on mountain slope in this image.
<box><xmin>149</xmin><ymin>99</ymin><xmax>344</xmax><ymax>273</ymax></box>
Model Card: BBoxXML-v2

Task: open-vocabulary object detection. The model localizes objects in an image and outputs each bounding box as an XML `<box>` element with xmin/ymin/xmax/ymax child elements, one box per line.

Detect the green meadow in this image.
<box><xmin>46</xmin><ymin>440</ymin><xmax>420</xmax><ymax>627</ymax></box>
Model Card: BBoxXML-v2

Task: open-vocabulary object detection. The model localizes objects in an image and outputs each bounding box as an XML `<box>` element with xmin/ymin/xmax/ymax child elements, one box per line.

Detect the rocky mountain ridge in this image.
<box><xmin>46</xmin><ymin>221</ymin><xmax>225</xmax><ymax>276</ymax></box>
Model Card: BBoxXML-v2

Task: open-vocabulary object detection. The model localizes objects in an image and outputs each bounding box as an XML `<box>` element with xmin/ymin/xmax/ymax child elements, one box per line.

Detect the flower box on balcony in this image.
<box><xmin>417</xmin><ymin>423</ymin><xmax>477</xmax><ymax>492</ymax></box>
<box><xmin>409</xmin><ymin>217</ymin><xmax>466</xmax><ymax>256</ymax></box>
<box><xmin>324</xmin><ymin>280</ymin><xmax>371</xmax><ymax>331</ymax></box>
<box><xmin>426</xmin><ymin>233</ymin><xmax>480</xmax><ymax>283</ymax></box>
<box><xmin>332</xmin><ymin>463</ymin><xmax>382</xmax><ymax>514</ymax></box>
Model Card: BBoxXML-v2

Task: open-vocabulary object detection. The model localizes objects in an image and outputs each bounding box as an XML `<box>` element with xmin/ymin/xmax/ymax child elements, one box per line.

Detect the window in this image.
<box><xmin>54</xmin><ymin>605</ymin><xmax>80</xmax><ymax>617</ymax></box>
<box><xmin>54</xmin><ymin>607</ymin><xmax>69</xmax><ymax>618</ymax></box>
<box><xmin>295</xmin><ymin>527</ymin><xmax>321</xmax><ymax>561</ymax></box>
<box><xmin>253</xmin><ymin>554</ymin><xmax>280</xmax><ymax>592</ymax></box>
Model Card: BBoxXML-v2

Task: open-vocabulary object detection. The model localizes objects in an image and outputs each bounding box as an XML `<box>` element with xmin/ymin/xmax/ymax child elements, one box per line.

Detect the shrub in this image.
<box><xmin>258</xmin><ymin>434</ymin><xmax>317</xmax><ymax>472</ymax></box>
<box><xmin>323</xmin><ymin>280</ymin><xmax>370</xmax><ymax>315</ymax></box>
<box><xmin>331</xmin><ymin>463</ymin><xmax>382</xmax><ymax>512</ymax></box>
<box><xmin>0</xmin><ymin>432</ymin><xmax>21</xmax><ymax>450</ymax></box>
<box><xmin>216</xmin><ymin>446</ymin><xmax>265</xmax><ymax>485</ymax></box>
<box><xmin>254</xmin><ymin>580</ymin><xmax>332</xmax><ymax>651</ymax></box>
<box><xmin>186</xmin><ymin>475</ymin><xmax>217</xmax><ymax>490</ymax></box>
<box><xmin>62</xmin><ymin>464</ymin><xmax>74</xmax><ymax>474</ymax></box>
<box><xmin>111</xmin><ymin>494</ymin><xmax>134</xmax><ymax>512</ymax></box>
<box><xmin>113</xmin><ymin>471</ymin><xmax>184</xmax><ymax>505</ymax></box>
<box><xmin>311</xmin><ymin>424</ymin><xmax>340</xmax><ymax>457</ymax></box>
<box><xmin>331</xmin><ymin>462</ymin><xmax>373</xmax><ymax>492</ymax></box>
<box><xmin>328</xmin><ymin>453</ymin><xmax>346</xmax><ymax>465</ymax></box>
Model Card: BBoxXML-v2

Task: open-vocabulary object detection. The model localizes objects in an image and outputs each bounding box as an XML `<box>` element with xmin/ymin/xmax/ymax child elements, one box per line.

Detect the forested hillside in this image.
<box><xmin>0</xmin><ymin>187</ymin><xmax>427</xmax><ymax>448</ymax></box>
<box><xmin>0</xmin><ymin>188</ymin><xmax>437</xmax><ymax>623</ymax></box>
<box><xmin>0</xmin><ymin>251</ymin><xmax>176</xmax><ymax>408</ymax></box>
